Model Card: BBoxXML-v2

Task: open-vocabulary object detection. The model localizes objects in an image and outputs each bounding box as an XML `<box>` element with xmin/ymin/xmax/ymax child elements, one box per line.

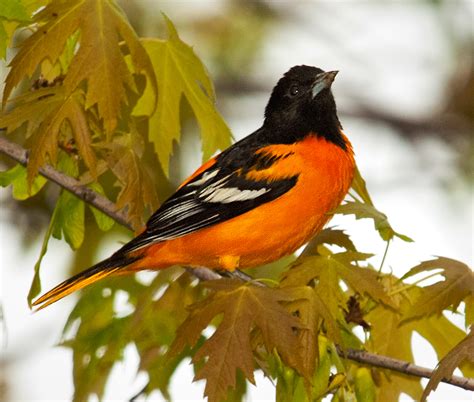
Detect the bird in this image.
<box><xmin>33</xmin><ymin>65</ymin><xmax>355</xmax><ymax>310</ymax></box>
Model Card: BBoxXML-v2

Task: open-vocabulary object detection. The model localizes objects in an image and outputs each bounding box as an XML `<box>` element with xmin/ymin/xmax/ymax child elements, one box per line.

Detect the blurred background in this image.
<box><xmin>1</xmin><ymin>0</ymin><xmax>473</xmax><ymax>400</ymax></box>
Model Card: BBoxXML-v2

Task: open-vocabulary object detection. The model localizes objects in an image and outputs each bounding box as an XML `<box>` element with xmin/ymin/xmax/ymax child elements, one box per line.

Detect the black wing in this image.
<box><xmin>121</xmin><ymin>130</ymin><xmax>298</xmax><ymax>253</ymax></box>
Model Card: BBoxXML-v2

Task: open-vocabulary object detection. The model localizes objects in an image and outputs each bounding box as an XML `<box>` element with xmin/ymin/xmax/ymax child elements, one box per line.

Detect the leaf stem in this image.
<box><xmin>378</xmin><ymin>240</ymin><xmax>390</xmax><ymax>273</ymax></box>
<box><xmin>348</xmin><ymin>191</ymin><xmax>363</xmax><ymax>203</ymax></box>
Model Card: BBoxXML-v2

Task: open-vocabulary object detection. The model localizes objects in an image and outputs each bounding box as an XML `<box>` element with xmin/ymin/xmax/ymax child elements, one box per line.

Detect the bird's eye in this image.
<box><xmin>289</xmin><ymin>84</ymin><xmax>300</xmax><ymax>97</ymax></box>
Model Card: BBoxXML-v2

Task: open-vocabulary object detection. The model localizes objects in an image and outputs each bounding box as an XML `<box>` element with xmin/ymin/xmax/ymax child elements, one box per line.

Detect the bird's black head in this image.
<box><xmin>263</xmin><ymin>65</ymin><xmax>345</xmax><ymax>149</ymax></box>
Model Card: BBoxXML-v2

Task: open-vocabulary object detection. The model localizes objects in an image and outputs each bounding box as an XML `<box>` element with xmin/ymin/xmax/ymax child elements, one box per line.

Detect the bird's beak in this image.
<box><xmin>312</xmin><ymin>70</ymin><xmax>338</xmax><ymax>98</ymax></box>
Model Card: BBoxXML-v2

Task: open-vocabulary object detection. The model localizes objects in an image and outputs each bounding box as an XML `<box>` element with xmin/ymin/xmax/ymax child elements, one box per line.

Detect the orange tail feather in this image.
<box><xmin>32</xmin><ymin>253</ymin><xmax>141</xmax><ymax>311</ymax></box>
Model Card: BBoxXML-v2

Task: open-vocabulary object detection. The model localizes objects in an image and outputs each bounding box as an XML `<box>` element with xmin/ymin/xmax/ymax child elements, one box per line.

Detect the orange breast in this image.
<box><xmin>140</xmin><ymin>134</ymin><xmax>355</xmax><ymax>271</ymax></box>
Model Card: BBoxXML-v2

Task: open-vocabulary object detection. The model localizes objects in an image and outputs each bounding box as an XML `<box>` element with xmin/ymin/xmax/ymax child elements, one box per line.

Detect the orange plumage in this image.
<box><xmin>33</xmin><ymin>65</ymin><xmax>355</xmax><ymax>310</ymax></box>
<box><xmin>135</xmin><ymin>135</ymin><xmax>354</xmax><ymax>271</ymax></box>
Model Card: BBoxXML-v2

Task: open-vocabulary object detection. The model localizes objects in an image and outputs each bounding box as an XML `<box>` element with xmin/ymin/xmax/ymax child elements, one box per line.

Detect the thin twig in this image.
<box><xmin>1</xmin><ymin>135</ymin><xmax>473</xmax><ymax>392</ymax></box>
<box><xmin>0</xmin><ymin>135</ymin><xmax>129</xmax><ymax>228</ymax></box>
<box><xmin>338</xmin><ymin>347</ymin><xmax>474</xmax><ymax>391</ymax></box>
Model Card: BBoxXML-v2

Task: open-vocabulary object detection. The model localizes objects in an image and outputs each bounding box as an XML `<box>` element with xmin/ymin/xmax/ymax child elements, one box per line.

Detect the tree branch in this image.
<box><xmin>338</xmin><ymin>347</ymin><xmax>474</xmax><ymax>391</ymax></box>
<box><xmin>1</xmin><ymin>135</ymin><xmax>472</xmax><ymax>392</ymax></box>
<box><xmin>0</xmin><ymin>135</ymin><xmax>130</xmax><ymax>227</ymax></box>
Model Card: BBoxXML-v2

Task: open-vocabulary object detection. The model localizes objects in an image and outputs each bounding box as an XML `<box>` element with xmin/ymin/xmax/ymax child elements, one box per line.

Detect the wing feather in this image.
<box><xmin>121</xmin><ymin>134</ymin><xmax>299</xmax><ymax>253</ymax></box>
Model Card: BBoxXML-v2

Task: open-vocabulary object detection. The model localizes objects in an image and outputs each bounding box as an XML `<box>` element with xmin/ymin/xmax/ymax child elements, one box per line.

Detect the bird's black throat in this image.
<box><xmin>263</xmin><ymin>88</ymin><xmax>346</xmax><ymax>150</ymax></box>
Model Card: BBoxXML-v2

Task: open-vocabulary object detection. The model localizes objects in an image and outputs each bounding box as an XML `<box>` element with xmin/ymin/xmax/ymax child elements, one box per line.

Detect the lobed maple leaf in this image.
<box><xmin>354</xmin><ymin>367</ymin><xmax>377</xmax><ymax>402</ymax></box>
<box><xmin>366</xmin><ymin>275</ymin><xmax>474</xmax><ymax>402</ymax></box>
<box><xmin>133</xmin><ymin>15</ymin><xmax>232</xmax><ymax>175</ymax></box>
<box><xmin>0</xmin><ymin>163</ymin><xmax>47</xmax><ymax>200</ymax></box>
<box><xmin>86</xmin><ymin>182</ymin><xmax>115</xmax><ymax>232</ymax></box>
<box><xmin>401</xmin><ymin>257</ymin><xmax>474</xmax><ymax>321</ymax></box>
<box><xmin>310</xmin><ymin>337</ymin><xmax>333</xmax><ymax>400</ymax></box>
<box><xmin>301</xmin><ymin>227</ymin><xmax>356</xmax><ymax>257</ymax></box>
<box><xmin>106</xmin><ymin>131</ymin><xmax>159</xmax><ymax>229</ymax></box>
<box><xmin>342</xmin><ymin>164</ymin><xmax>412</xmax><ymax>243</ymax></box>
<box><xmin>0</xmin><ymin>1</ymin><xmax>30</xmax><ymax>23</ymax></box>
<box><xmin>0</xmin><ymin>87</ymin><xmax>64</xmax><ymax>138</ymax></box>
<box><xmin>421</xmin><ymin>328</ymin><xmax>474</xmax><ymax>401</ymax></box>
<box><xmin>0</xmin><ymin>0</ymin><xmax>31</xmax><ymax>59</ymax></box>
<box><xmin>415</xmin><ymin>312</ymin><xmax>474</xmax><ymax>378</ymax></box>
<box><xmin>0</xmin><ymin>87</ymin><xmax>97</xmax><ymax>185</ymax></box>
<box><xmin>335</xmin><ymin>201</ymin><xmax>412</xmax><ymax>243</ymax></box>
<box><xmin>350</xmin><ymin>165</ymin><xmax>375</xmax><ymax>205</ymax></box>
<box><xmin>366</xmin><ymin>291</ymin><xmax>422</xmax><ymax>401</ymax></box>
<box><xmin>169</xmin><ymin>279</ymin><xmax>306</xmax><ymax>402</ymax></box>
<box><xmin>3</xmin><ymin>0</ymin><xmax>156</xmax><ymax>133</ymax></box>
<box><xmin>466</xmin><ymin>294</ymin><xmax>474</xmax><ymax>327</ymax></box>
<box><xmin>284</xmin><ymin>286</ymin><xmax>341</xmax><ymax>388</ymax></box>
<box><xmin>281</xmin><ymin>253</ymin><xmax>394</xmax><ymax>318</ymax></box>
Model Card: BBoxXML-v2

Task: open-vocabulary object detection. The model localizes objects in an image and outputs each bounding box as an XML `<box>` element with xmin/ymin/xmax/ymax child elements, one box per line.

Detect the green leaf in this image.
<box><xmin>0</xmin><ymin>1</ymin><xmax>38</xmax><ymax>59</ymax></box>
<box><xmin>421</xmin><ymin>329</ymin><xmax>474</xmax><ymax>402</ymax></box>
<box><xmin>350</xmin><ymin>165</ymin><xmax>374</xmax><ymax>205</ymax></box>
<box><xmin>302</xmin><ymin>228</ymin><xmax>356</xmax><ymax>257</ymax></box>
<box><xmin>87</xmin><ymin>182</ymin><xmax>114</xmax><ymax>231</ymax></box>
<box><xmin>0</xmin><ymin>86</ymin><xmax>64</xmax><ymax>138</ymax></box>
<box><xmin>276</xmin><ymin>366</ymin><xmax>305</xmax><ymax>402</ymax></box>
<box><xmin>0</xmin><ymin>21</ymin><xmax>7</xmax><ymax>59</ymax></box>
<box><xmin>311</xmin><ymin>337</ymin><xmax>332</xmax><ymax>400</ymax></box>
<box><xmin>27</xmin><ymin>205</ymin><xmax>59</xmax><ymax>306</ymax></box>
<box><xmin>133</xmin><ymin>15</ymin><xmax>232</xmax><ymax>175</ymax></box>
<box><xmin>49</xmin><ymin>155</ymin><xmax>85</xmax><ymax>249</ymax></box>
<box><xmin>58</xmin><ymin>30</ymin><xmax>79</xmax><ymax>74</ymax></box>
<box><xmin>335</xmin><ymin>201</ymin><xmax>413</xmax><ymax>242</ymax></box>
<box><xmin>107</xmin><ymin>132</ymin><xmax>159</xmax><ymax>229</ymax></box>
<box><xmin>224</xmin><ymin>371</ymin><xmax>248</xmax><ymax>402</ymax></box>
<box><xmin>27</xmin><ymin>90</ymin><xmax>97</xmax><ymax>184</ymax></box>
<box><xmin>366</xmin><ymin>303</ymin><xmax>422</xmax><ymax>402</ymax></box>
<box><xmin>327</xmin><ymin>373</ymin><xmax>348</xmax><ymax>399</ymax></box>
<box><xmin>282</xmin><ymin>254</ymin><xmax>394</xmax><ymax>309</ymax></box>
<box><xmin>285</xmin><ymin>286</ymin><xmax>341</xmax><ymax>389</ymax></box>
<box><xmin>0</xmin><ymin>0</ymin><xmax>30</xmax><ymax>22</ymax></box>
<box><xmin>354</xmin><ymin>367</ymin><xmax>376</xmax><ymax>402</ymax></box>
<box><xmin>51</xmin><ymin>189</ymin><xmax>85</xmax><ymax>249</ymax></box>
<box><xmin>401</xmin><ymin>257</ymin><xmax>474</xmax><ymax>321</ymax></box>
<box><xmin>0</xmin><ymin>163</ymin><xmax>47</xmax><ymax>200</ymax></box>
<box><xmin>0</xmin><ymin>86</ymin><xmax>97</xmax><ymax>185</ymax></box>
<box><xmin>4</xmin><ymin>0</ymin><xmax>157</xmax><ymax>134</ymax></box>
<box><xmin>279</xmin><ymin>370</ymin><xmax>297</xmax><ymax>402</ymax></box>
<box><xmin>67</xmin><ymin>91</ymin><xmax>97</xmax><ymax>176</ymax></box>
<box><xmin>415</xmin><ymin>312</ymin><xmax>474</xmax><ymax>378</ymax></box>
<box><xmin>365</xmin><ymin>274</ymin><xmax>473</xmax><ymax>402</ymax></box>
<box><xmin>465</xmin><ymin>294</ymin><xmax>474</xmax><ymax>327</ymax></box>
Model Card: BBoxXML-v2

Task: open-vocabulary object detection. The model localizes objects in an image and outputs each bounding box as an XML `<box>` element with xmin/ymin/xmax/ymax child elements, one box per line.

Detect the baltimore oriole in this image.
<box><xmin>33</xmin><ymin>65</ymin><xmax>355</xmax><ymax>310</ymax></box>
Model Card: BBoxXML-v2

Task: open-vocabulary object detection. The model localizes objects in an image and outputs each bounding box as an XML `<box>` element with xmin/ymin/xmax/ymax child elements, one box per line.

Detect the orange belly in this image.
<box><xmin>137</xmin><ymin>134</ymin><xmax>355</xmax><ymax>271</ymax></box>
